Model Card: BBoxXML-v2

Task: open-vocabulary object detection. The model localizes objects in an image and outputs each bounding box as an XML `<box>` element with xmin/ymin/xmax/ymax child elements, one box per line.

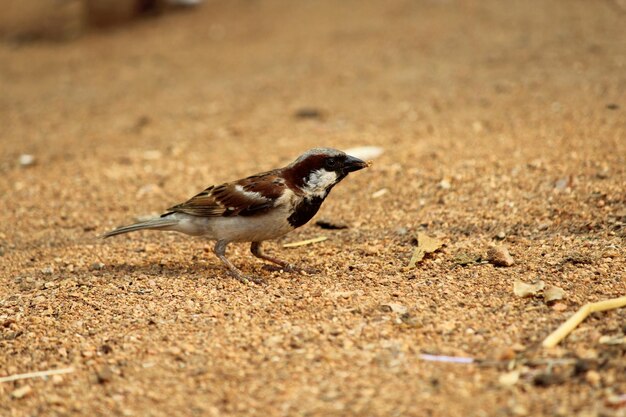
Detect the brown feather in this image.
<box><xmin>165</xmin><ymin>170</ymin><xmax>288</xmax><ymax>218</ymax></box>
<box><xmin>282</xmin><ymin>153</ymin><xmax>329</xmax><ymax>190</ymax></box>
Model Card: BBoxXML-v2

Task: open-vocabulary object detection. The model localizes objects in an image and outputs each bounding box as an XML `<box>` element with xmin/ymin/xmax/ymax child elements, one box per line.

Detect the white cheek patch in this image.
<box><xmin>303</xmin><ymin>169</ymin><xmax>338</xmax><ymax>198</ymax></box>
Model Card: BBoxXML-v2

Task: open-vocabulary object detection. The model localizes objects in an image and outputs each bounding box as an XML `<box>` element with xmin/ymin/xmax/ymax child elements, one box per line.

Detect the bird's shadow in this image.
<box><xmin>101</xmin><ymin>259</ymin><xmax>273</xmax><ymax>282</ymax></box>
<box><xmin>103</xmin><ymin>261</ymin><xmax>227</xmax><ymax>281</ymax></box>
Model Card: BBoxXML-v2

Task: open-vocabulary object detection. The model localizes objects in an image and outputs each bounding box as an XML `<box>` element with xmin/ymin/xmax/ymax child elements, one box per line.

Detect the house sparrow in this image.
<box><xmin>102</xmin><ymin>148</ymin><xmax>369</xmax><ymax>284</ymax></box>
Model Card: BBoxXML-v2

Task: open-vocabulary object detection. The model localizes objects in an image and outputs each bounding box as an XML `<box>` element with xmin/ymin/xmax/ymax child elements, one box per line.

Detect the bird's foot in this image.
<box><xmin>227</xmin><ymin>269</ymin><xmax>267</xmax><ymax>285</ymax></box>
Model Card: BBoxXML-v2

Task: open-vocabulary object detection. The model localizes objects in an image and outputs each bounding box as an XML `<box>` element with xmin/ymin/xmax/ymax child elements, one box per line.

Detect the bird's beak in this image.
<box><xmin>343</xmin><ymin>155</ymin><xmax>369</xmax><ymax>173</ymax></box>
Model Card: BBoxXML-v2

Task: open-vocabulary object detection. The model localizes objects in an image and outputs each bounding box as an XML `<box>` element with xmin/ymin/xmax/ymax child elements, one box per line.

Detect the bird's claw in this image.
<box><xmin>228</xmin><ymin>271</ymin><xmax>267</xmax><ymax>285</ymax></box>
<box><xmin>294</xmin><ymin>265</ymin><xmax>319</xmax><ymax>275</ymax></box>
<box><xmin>247</xmin><ymin>275</ymin><xmax>268</xmax><ymax>285</ymax></box>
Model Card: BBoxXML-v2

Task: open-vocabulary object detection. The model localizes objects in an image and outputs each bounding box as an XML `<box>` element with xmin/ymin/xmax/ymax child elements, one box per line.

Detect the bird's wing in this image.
<box><xmin>164</xmin><ymin>170</ymin><xmax>288</xmax><ymax>217</ymax></box>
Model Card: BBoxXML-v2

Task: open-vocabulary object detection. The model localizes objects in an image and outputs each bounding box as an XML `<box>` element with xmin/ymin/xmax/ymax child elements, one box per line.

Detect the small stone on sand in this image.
<box><xmin>487</xmin><ymin>246</ymin><xmax>515</xmax><ymax>267</ymax></box>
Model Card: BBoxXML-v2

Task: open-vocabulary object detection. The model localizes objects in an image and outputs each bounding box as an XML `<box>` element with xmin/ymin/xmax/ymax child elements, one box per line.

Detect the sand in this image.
<box><xmin>1</xmin><ymin>1</ymin><xmax>625</xmax><ymax>416</ymax></box>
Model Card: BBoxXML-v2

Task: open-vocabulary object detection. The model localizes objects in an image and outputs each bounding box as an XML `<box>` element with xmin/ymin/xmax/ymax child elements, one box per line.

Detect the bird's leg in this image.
<box><xmin>214</xmin><ymin>240</ymin><xmax>265</xmax><ymax>285</ymax></box>
<box><xmin>251</xmin><ymin>241</ymin><xmax>291</xmax><ymax>269</ymax></box>
<box><xmin>250</xmin><ymin>242</ymin><xmax>317</xmax><ymax>274</ymax></box>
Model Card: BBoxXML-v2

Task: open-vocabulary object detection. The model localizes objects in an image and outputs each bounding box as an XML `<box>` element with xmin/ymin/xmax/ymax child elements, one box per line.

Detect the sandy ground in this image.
<box><xmin>1</xmin><ymin>0</ymin><xmax>625</xmax><ymax>416</ymax></box>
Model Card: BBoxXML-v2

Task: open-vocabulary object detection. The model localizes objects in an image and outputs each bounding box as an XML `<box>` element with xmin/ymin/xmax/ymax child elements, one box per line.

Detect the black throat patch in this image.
<box><xmin>288</xmin><ymin>196</ymin><xmax>324</xmax><ymax>228</ymax></box>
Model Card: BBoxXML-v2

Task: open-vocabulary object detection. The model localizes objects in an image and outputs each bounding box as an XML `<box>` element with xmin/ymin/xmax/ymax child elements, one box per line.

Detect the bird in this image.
<box><xmin>102</xmin><ymin>148</ymin><xmax>369</xmax><ymax>284</ymax></box>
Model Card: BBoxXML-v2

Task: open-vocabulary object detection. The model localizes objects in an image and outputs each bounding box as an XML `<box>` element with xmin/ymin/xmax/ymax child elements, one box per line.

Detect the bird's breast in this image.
<box><xmin>287</xmin><ymin>196</ymin><xmax>324</xmax><ymax>228</ymax></box>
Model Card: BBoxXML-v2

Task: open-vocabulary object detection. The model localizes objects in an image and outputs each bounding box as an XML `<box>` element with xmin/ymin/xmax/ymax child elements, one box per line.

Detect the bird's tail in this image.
<box><xmin>101</xmin><ymin>217</ymin><xmax>180</xmax><ymax>239</ymax></box>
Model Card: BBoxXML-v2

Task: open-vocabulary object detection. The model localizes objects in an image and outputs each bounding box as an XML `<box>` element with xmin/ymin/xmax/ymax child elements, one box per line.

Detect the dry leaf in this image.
<box><xmin>544</xmin><ymin>285</ymin><xmax>565</xmax><ymax>303</ymax></box>
<box><xmin>513</xmin><ymin>280</ymin><xmax>545</xmax><ymax>297</ymax></box>
<box><xmin>408</xmin><ymin>233</ymin><xmax>443</xmax><ymax>268</ymax></box>
<box><xmin>454</xmin><ymin>252</ymin><xmax>481</xmax><ymax>266</ymax></box>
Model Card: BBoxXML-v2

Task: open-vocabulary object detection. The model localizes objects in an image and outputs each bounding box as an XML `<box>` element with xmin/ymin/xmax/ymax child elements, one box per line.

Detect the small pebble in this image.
<box><xmin>142</xmin><ymin>150</ymin><xmax>162</xmax><ymax>160</ymax></box>
<box><xmin>605</xmin><ymin>394</ymin><xmax>626</xmax><ymax>408</ymax></box>
<box><xmin>537</xmin><ymin>223</ymin><xmax>551</xmax><ymax>231</ymax></box>
<box><xmin>100</xmin><ymin>344</ymin><xmax>113</xmax><ymax>354</ymax></box>
<box><xmin>45</xmin><ymin>394</ymin><xmax>64</xmax><ymax>405</ymax></box>
<box><xmin>41</xmin><ymin>267</ymin><xmax>54</xmax><ymax>275</ymax></box>
<box><xmin>96</xmin><ymin>366</ymin><xmax>113</xmax><ymax>384</ymax></box>
<box><xmin>498</xmin><ymin>370</ymin><xmax>520</xmax><ymax>387</ymax></box>
<box><xmin>394</xmin><ymin>227</ymin><xmax>408</xmax><ymax>236</ymax></box>
<box><xmin>497</xmin><ymin>347</ymin><xmax>516</xmax><ymax>361</ymax></box>
<box><xmin>511</xmin><ymin>404</ymin><xmax>528</xmax><ymax>416</ymax></box>
<box><xmin>264</xmin><ymin>335</ymin><xmax>282</xmax><ymax>347</ymax></box>
<box><xmin>51</xmin><ymin>375</ymin><xmax>64</xmax><ymax>385</ymax></box>
<box><xmin>363</xmin><ymin>245</ymin><xmax>380</xmax><ymax>256</ymax></box>
<box><xmin>11</xmin><ymin>385</ymin><xmax>32</xmax><ymax>399</ymax></box>
<box><xmin>32</xmin><ymin>295</ymin><xmax>47</xmax><ymax>304</ymax></box>
<box><xmin>533</xmin><ymin>372</ymin><xmax>564</xmax><ymax>387</ymax></box>
<box><xmin>90</xmin><ymin>262</ymin><xmax>105</xmax><ymax>271</ymax></box>
<box><xmin>551</xmin><ymin>302</ymin><xmax>568</xmax><ymax>311</ymax></box>
<box><xmin>438</xmin><ymin>179</ymin><xmax>451</xmax><ymax>190</ymax></box>
<box><xmin>19</xmin><ymin>154</ymin><xmax>35</xmax><ymax>167</ymax></box>
<box><xmin>399</xmin><ymin>313</ymin><xmax>419</xmax><ymax>326</ymax></box>
<box><xmin>585</xmin><ymin>370</ymin><xmax>601</xmax><ymax>387</ymax></box>
<box><xmin>487</xmin><ymin>246</ymin><xmax>515</xmax><ymax>267</ymax></box>
<box><xmin>472</xmin><ymin>120</ymin><xmax>484</xmax><ymax>133</ymax></box>
<box><xmin>554</xmin><ymin>177</ymin><xmax>570</xmax><ymax>190</ymax></box>
<box><xmin>293</xmin><ymin>107</ymin><xmax>325</xmax><ymax>120</ymax></box>
<box><xmin>511</xmin><ymin>343</ymin><xmax>527</xmax><ymax>352</ymax></box>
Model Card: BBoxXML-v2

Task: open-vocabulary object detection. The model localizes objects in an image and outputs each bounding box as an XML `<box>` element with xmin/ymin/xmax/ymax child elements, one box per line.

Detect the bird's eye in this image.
<box><xmin>324</xmin><ymin>158</ymin><xmax>337</xmax><ymax>169</ymax></box>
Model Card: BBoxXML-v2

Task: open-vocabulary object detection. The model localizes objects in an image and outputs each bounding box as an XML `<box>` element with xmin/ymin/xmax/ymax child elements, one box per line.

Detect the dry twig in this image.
<box><xmin>283</xmin><ymin>236</ymin><xmax>327</xmax><ymax>248</ymax></box>
<box><xmin>542</xmin><ymin>296</ymin><xmax>626</xmax><ymax>348</ymax></box>
<box><xmin>0</xmin><ymin>367</ymin><xmax>75</xmax><ymax>383</ymax></box>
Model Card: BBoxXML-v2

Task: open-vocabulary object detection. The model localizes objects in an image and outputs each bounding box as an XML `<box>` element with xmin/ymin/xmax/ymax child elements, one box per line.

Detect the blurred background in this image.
<box><xmin>1</xmin><ymin>0</ymin><xmax>203</xmax><ymax>40</ymax></box>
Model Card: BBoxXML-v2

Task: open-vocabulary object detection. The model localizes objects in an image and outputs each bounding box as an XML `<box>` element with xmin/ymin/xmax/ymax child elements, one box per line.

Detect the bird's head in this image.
<box><xmin>284</xmin><ymin>148</ymin><xmax>369</xmax><ymax>198</ymax></box>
